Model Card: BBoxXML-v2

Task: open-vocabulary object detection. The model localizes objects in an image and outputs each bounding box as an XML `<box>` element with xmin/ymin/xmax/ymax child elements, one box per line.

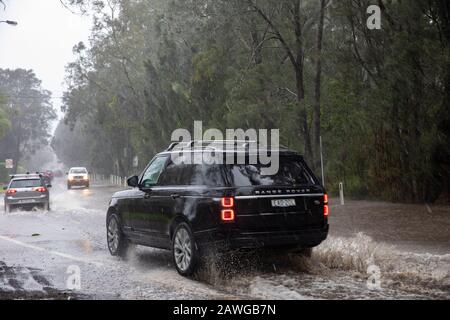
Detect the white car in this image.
<box><xmin>67</xmin><ymin>167</ymin><xmax>89</xmax><ymax>189</ymax></box>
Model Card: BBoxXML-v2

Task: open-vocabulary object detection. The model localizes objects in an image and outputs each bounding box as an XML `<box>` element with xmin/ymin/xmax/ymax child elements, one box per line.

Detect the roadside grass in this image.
<box><xmin>0</xmin><ymin>181</ymin><xmax>7</xmax><ymax>193</ymax></box>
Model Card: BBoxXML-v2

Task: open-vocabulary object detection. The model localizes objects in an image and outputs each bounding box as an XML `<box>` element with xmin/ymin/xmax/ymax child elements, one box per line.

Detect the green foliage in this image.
<box><xmin>0</xmin><ymin>95</ymin><xmax>11</xmax><ymax>139</ymax></box>
<box><xmin>0</xmin><ymin>162</ymin><xmax>8</xmax><ymax>183</ymax></box>
<box><xmin>0</xmin><ymin>69</ymin><xmax>56</xmax><ymax>172</ymax></box>
<box><xmin>56</xmin><ymin>0</ymin><xmax>450</xmax><ymax>202</ymax></box>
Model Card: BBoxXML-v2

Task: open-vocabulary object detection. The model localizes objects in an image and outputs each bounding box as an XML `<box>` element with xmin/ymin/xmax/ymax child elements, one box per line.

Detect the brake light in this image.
<box><xmin>221</xmin><ymin>197</ymin><xmax>234</xmax><ymax>208</ymax></box>
<box><xmin>220</xmin><ymin>197</ymin><xmax>235</xmax><ymax>222</ymax></box>
<box><xmin>324</xmin><ymin>193</ymin><xmax>329</xmax><ymax>217</ymax></box>
<box><xmin>34</xmin><ymin>187</ymin><xmax>46</xmax><ymax>193</ymax></box>
<box><xmin>6</xmin><ymin>189</ymin><xmax>17</xmax><ymax>194</ymax></box>
<box><xmin>221</xmin><ymin>209</ymin><xmax>235</xmax><ymax>221</ymax></box>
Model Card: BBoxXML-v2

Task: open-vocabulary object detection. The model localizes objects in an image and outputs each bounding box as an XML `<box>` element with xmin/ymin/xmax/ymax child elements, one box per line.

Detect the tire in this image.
<box><xmin>106</xmin><ymin>213</ymin><xmax>129</xmax><ymax>258</ymax></box>
<box><xmin>295</xmin><ymin>247</ymin><xmax>313</xmax><ymax>258</ymax></box>
<box><xmin>43</xmin><ymin>202</ymin><xmax>50</xmax><ymax>211</ymax></box>
<box><xmin>67</xmin><ymin>184</ymin><xmax>71</xmax><ymax>190</ymax></box>
<box><xmin>172</xmin><ymin>222</ymin><xmax>200</xmax><ymax>276</ymax></box>
<box><xmin>5</xmin><ymin>204</ymin><xmax>10</xmax><ymax>213</ymax></box>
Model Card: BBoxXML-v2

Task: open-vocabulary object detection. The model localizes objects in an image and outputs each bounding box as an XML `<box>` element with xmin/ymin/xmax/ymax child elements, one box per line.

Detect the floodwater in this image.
<box><xmin>0</xmin><ymin>179</ymin><xmax>449</xmax><ymax>299</ymax></box>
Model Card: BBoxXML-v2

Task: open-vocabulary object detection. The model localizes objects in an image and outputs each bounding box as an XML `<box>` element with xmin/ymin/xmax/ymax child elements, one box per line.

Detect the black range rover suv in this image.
<box><xmin>106</xmin><ymin>141</ymin><xmax>329</xmax><ymax>276</ymax></box>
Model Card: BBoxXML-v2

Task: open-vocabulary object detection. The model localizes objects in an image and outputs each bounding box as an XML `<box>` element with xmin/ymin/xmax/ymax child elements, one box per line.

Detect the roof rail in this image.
<box><xmin>9</xmin><ymin>173</ymin><xmax>42</xmax><ymax>180</ymax></box>
<box><xmin>166</xmin><ymin>142</ymin><xmax>179</xmax><ymax>151</ymax></box>
<box><xmin>166</xmin><ymin>141</ymin><xmax>193</xmax><ymax>151</ymax></box>
<box><xmin>166</xmin><ymin>140</ymin><xmax>292</xmax><ymax>151</ymax></box>
<box><xmin>169</xmin><ymin>140</ymin><xmax>256</xmax><ymax>148</ymax></box>
<box><xmin>189</xmin><ymin>140</ymin><xmax>256</xmax><ymax>144</ymax></box>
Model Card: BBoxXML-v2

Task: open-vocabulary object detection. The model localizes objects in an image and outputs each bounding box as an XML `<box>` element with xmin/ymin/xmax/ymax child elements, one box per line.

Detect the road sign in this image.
<box><xmin>5</xmin><ymin>159</ymin><xmax>13</xmax><ymax>169</ymax></box>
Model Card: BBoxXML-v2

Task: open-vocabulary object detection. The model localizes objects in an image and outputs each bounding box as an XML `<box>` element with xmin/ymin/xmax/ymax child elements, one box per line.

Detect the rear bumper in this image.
<box><xmin>5</xmin><ymin>198</ymin><xmax>48</xmax><ymax>206</ymax></box>
<box><xmin>195</xmin><ymin>224</ymin><xmax>329</xmax><ymax>249</ymax></box>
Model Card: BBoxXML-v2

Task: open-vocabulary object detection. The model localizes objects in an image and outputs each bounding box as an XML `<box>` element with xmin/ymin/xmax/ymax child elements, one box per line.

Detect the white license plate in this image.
<box><xmin>271</xmin><ymin>199</ymin><xmax>296</xmax><ymax>207</ymax></box>
<box><xmin>18</xmin><ymin>199</ymin><xmax>36</xmax><ymax>204</ymax></box>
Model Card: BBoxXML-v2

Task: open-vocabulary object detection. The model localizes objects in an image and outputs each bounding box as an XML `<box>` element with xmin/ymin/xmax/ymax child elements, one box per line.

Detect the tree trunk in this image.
<box><xmin>313</xmin><ymin>0</ymin><xmax>326</xmax><ymax>171</ymax></box>
<box><xmin>250</xmin><ymin>16</ymin><xmax>263</xmax><ymax>65</ymax></box>
<box><xmin>249</xmin><ymin>0</ymin><xmax>311</xmax><ymax>158</ymax></box>
<box><xmin>295</xmin><ymin>70</ymin><xmax>311</xmax><ymax>159</ymax></box>
<box><xmin>292</xmin><ymin>0</ymin><xmax>312</xmax><ymax>160</ymax></box>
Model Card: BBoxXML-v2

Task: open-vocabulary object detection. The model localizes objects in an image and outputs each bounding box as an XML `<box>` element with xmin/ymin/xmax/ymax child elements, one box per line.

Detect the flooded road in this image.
<box><xmin>0</xmin><ymin>179</ymin><xmax>449</xmax><ymax>299</ymax></box>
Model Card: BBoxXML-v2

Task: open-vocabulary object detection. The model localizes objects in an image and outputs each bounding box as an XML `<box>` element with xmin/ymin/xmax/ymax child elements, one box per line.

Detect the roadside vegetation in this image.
<box><xmin>0</xmin><ymin>69</ymin><xmax>56</xmax><ymax>182</ymax></box>
<box><xmin>1</xmin><ymin>0</ymin><xmax>449</xmax><ymax>203</ymax></box>
<box><xmin>52</xmin><ymin>0</ymin><xmax>450</xmax><ymax>202</ymax></box>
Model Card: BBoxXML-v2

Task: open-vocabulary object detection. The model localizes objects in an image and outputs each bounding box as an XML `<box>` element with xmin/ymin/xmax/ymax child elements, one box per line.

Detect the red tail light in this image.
<box><xmin>221</xmin><ymin>197</ymin><xmax>234</xmax><ymax>208</ymax></box>
<box><xmin>220</xmin><ymin>197</ymin><xmax>235</xmax><ymax>222</ymax></box>
<box><xmin>221</xmin><ymin>209</ymin><xmax>235</xmax><ymax>221</ymax></box>
<box><xmin>33</xmin><ymin>187</ymin><xmax>46</xmax><ymax>193</ymax></box>
<box><xmin>324</xmin><ymin>193</ymin><xmax>329</xmax><ymax>217</ymax></box>
<box><xmin>6</xmin><ymin>189</ymin><xmax>17</xmax><ymax>194</ymax></box>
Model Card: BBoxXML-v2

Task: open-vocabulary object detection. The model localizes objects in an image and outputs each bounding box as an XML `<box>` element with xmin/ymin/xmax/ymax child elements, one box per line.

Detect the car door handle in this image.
<box><xmin>171</xmin><ymin>193</ymin><xmax>180</xmax><ymax>199</ymax></box>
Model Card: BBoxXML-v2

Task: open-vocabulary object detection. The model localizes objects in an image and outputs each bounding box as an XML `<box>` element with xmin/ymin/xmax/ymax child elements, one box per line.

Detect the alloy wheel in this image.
<box><xmin>173</xmin><ymin>227</ymin><xmax>192</xmax><ymax>272</ymax></box>
<box><xmin>107</xmin><ymin>217</ymin><xmax>120</xmax><ymax>253</ymax></box>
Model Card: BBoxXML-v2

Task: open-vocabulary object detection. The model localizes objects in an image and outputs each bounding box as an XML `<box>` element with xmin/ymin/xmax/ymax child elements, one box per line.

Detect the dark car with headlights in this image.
<box><xmin>106</xmin><ymin>141</ymin><xmax>329</xmax><ymax>276</ymax></box>
<box><xmin>3</xmin><ymin>174</ymin><xmax>51</xmax><ymax>213</ymax></box>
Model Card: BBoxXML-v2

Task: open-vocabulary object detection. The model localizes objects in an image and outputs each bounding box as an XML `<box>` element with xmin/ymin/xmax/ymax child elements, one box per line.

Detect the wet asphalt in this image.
<box><xmin>0</xmin><ymin>179</ymin><xmax>449</xmax><ymax>299</ymax></box>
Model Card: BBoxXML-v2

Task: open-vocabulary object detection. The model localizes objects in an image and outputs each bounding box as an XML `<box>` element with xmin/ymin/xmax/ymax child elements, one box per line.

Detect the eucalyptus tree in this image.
<box><xmin>0</xmin><ymin>95</ymin><xmax>10</xmax><ymax>139</ymax></box>
<box><xmin>56</xmin><ymin>0</ymin><xmax>450</xmax><ymax>202</ymax></box>
<box><xmin>0</xmin><ymin>69</ymin><xmax>56</xmax><ymax>172</ymax></box>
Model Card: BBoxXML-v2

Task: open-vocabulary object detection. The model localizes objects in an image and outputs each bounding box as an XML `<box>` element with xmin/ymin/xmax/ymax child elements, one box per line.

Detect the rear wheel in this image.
<box><xmin>172</xmin><ymin>222</ymin><xmax>199</xmax><ymax>276</ymax></box>
<box><xmin>295</xmin><ymin>247</ymin><xmax>313</xmax><ymax>258</ymax></box>
<box><xmin>4</xmin><ymin>204</ymin><xmax>10</xmax><ymax>213</ymax></box>
<box><xmin>107</xmin><ymin>213</ymin><xmax>129</xmax><ymax>258</ymax></box>
<box><xmin>43</xmin><ymin>202</ymin><xmax>50</xmax><ymax>211</ymax></box>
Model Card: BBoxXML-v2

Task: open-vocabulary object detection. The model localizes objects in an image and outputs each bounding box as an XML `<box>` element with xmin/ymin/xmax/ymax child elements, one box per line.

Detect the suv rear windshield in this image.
<box><xmin>158</xmin><ymin>155</ymin><xmax>316</xmax><ymax>187</ymax></box>
<box><xmin>10</xmin><ymin>179</ymin><xmax>42</xmax><ymax>188</ymax></box>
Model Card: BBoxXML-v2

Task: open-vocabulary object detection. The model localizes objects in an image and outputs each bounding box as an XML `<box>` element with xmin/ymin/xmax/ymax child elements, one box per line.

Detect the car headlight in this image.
<box><xmin>68</xmin><ymin>176</ymin><xmax>74</xmax><ymax>181</ymax></box>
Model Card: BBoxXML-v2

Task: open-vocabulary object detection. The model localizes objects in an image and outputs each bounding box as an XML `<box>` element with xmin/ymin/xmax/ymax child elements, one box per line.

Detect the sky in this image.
<box><xmin>0</xmin><ymin>0</ymin><xmax>92</xmax><ymax>129</ymax></box>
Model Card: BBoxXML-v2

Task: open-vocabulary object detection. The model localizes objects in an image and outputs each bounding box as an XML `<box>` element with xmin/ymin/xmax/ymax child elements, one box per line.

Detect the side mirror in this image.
<box><xmin>46</xmin><ymin>184</ymin><xmax>52</xmax><ymax>188</ymax></box>
<box><xmin>127</xmin><ymin>175</ymin><xmax>139</xmax><ymax>188</ymax></box>
<box><xmin>3</xmin><ymin>186</ymin><xmax>7</xmax><ymax>190</ymax></box>
<box><xmin>65</xmin><ymin>172</ymin><xmax>68</xmax><ymax>175</ymax></box>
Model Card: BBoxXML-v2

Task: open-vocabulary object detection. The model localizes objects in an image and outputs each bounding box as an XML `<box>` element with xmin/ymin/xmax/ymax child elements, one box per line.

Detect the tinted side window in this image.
<box><xmin>225</xmin><ymin>156</ymin><xmax>316</xmax><ymax>187</ymax></box>
<box><xmin>158</xmin><ymin>161</ymin><xmax>227</xmax><ymax>187</ymax></box>
<box><xmin>158</xmin><ymin>161</ymin><xmax>192</xmax><ymax>186</ymax></box>
<box><xmin>141</xmin><ymin>156</ymin><xmax>168</xmax><ymax>187</ymax></box>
